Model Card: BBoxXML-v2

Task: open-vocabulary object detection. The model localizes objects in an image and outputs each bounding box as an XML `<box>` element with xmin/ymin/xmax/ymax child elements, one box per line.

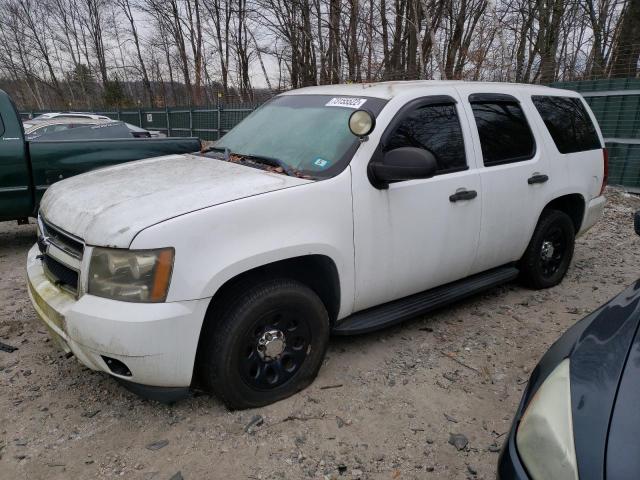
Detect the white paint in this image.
<box><xmin>325</xmin><ymin>97</ymin><xmax>367</xmax><ymax>108</ymax></box>
<box><xmin>349</xmin><ymin>85</ymin><xmax>483</xmax><ymax>309</ymax></box>
<box><xmin>27</xmin><ymin>244</ymin><xmax>210</xmax><ymax>386</ymax></box>
<box><xmin>28</xmin><ymin>81</ymin><xmax>606</xmax><ymax>389</ymax></box>
<box><xmin>40</xmin><ymin>154</ymin><xmax>312</xmax><ymax>247</ymax></box>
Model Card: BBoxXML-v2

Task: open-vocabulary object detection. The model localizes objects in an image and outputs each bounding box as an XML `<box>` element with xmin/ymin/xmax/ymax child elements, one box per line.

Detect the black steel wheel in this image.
<box><xmin>520</xmin><ymin>209</ymin><xmax>575</xmax><ymax>289</ymax></box>
<box><xmin>238</xmin><ymin>309</ymin><xmax>312</xmax><ymax>390</ymax></box>
<box><xmin>539</xmin><ymin>225</ymin><xmax>568</xmax><ymax>278</ymax></box>
<box><xmin>197</xmin><ymin>278</ymin><xmax>329</xmax><ymax>409</ymax></box>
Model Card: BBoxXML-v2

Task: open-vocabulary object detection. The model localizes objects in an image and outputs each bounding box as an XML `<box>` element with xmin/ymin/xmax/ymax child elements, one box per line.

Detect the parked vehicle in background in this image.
<box><xmin>27</xmin><ymin>81</ymin><xmax>606</xmax><ymax>409</ymax></box>
<box><xmin>498</xmin><ymin>210</ymin><xmax>640</xmax><ymax>480</ymax></box>
<box><xmin>23</xmin><ymin>116</ymin><xmax>161</xmax><ymax>140</ymax></box>
<box><xmin>125</xmin><ymin>122</ymin><xmax>166</xmax><ymax>138</ymax></box>
<box><xmin>0</xmin><ymin>89</ymin><xmax>201</xmax><ymax>222</ymax></box>
<box><xmin>31</xmin><ymin>112</ymin><xmax>112</xmax><ymax>121</ymax></box>
<box><xmin>23</xmin><ymin>117</ymin><xmax>113</xmax><ymax>140</ymax></box>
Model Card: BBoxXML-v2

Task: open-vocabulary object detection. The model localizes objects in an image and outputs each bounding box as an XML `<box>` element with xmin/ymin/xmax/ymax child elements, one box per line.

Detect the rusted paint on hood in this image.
<box><xmin>40</xmin><ymin>154</ymin><xmax>312</xmax><ymax>247</ymax></box>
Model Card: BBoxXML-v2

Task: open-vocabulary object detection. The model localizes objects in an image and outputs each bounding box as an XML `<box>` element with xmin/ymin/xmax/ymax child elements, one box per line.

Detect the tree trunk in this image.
<box><xmin>610</xmin><ymin>0</ymin><xmax>640</xmax><ymax>78</ymax></box>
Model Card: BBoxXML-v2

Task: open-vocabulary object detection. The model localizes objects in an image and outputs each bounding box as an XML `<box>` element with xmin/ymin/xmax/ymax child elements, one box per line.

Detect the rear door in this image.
<box><xmin>0</xmin><ymin>97</ymin><xmax>31</xmax><ymax>221</ymax></box>
<box><xmin>457</xmin><ymin>89</ymin><xmax>553</xmax><ymax>274</ymax></box>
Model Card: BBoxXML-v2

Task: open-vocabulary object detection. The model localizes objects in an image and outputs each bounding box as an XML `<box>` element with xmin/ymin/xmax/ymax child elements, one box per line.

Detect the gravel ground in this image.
<box><xmin>1</xmin><ymin>188</ymin><xmax>639</xmax><ymax>480</ymax></box>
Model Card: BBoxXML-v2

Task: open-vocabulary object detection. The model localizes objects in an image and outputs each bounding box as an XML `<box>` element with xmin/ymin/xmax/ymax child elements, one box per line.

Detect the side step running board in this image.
<box><xmin>332</xmin><ymin>266</ymin><xmax>519</xmax><ymax>335</ymax></box>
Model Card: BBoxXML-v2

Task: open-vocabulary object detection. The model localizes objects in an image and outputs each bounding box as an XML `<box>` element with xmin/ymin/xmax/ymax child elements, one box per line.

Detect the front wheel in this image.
<box><xmin>520</xmin><ymin>209</ymin><xmax>576</xmax><ymax>289</ymax></box>
<box><xmin>197</xmin><ymin>278</ymin><xmax>330</xmax><ymax>409</ymax></box>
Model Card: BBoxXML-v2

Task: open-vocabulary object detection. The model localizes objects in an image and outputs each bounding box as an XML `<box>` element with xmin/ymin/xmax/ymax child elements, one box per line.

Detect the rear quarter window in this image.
<box><xmin>531</xmin><ymin>96</ymin><xmax>601</xmax><ymax>154</ymax></box>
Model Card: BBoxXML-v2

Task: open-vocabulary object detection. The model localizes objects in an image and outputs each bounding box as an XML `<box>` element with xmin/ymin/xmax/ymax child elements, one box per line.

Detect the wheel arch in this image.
<box><xmin>205</xmin><ymin>254</ymin><xmax>342</xmax><ymax>324</ymax></box>
<box><xmin>542</xmin><ymin>193</ymin><xmax>586</xmax><ymax>233</ymax></box>
<box><xmin>191</xmin><ymin>254</ymin><xmax>341</xmax><ymax>388</ymax></box>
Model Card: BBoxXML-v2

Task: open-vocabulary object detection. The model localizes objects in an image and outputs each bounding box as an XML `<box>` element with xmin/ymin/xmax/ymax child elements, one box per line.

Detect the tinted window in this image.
<box><xmin>385</xmin><ymin>103</ymin><xmax>467</xmax><ymax>173</ymax></box>
<box><xmin>28</xmin><ymin>123</ymin><xmax>77</xmax><ymax>140</ymax></box>
<box><xmin>470</xmin><ymin>101</ymin><xmax>536</xmax><ymax>166</ymax></box>
<box><xmin>532</xmin><ymin>96</ymin><xmax>601</xmax><ymax>154</ymax></box>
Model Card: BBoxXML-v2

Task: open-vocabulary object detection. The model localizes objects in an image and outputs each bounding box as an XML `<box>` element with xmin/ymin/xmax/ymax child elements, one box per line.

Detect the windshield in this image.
<box><xmin>210</xmin><ymin>94</ymin><xmax>387</xmax><ymax>178</ymax></box>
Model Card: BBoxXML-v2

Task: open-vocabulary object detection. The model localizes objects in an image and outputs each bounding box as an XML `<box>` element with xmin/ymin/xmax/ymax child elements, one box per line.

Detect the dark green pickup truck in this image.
<box><xmin>0</xmin><ymin>89</ymin><xmax>201</xmax><ymax>222</ymax></box>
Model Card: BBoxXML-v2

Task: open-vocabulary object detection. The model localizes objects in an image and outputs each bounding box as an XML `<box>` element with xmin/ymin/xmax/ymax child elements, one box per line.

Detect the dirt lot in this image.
<box><xmin>1</xmin><ymin>188</ymin><xmax>639</xmax><ymax>480</ymax></box>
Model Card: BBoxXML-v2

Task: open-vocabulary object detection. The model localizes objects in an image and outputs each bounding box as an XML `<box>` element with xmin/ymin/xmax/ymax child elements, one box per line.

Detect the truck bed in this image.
<box><xmin>28</xmin><ymin>137</ymin><xmax>201</xmax><ymax>206</ymax></box>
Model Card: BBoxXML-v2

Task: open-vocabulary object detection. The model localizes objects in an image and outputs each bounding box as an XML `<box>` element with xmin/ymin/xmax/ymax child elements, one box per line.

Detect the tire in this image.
<box><xmin>197</xmin><ymin>278</ymin><xmax>330</xmax><ymax>409</ymax></box>
<box><xmin>520</xmin><ymin>209</ymin><xmax>576</xmax><ymax>289</ymax></box>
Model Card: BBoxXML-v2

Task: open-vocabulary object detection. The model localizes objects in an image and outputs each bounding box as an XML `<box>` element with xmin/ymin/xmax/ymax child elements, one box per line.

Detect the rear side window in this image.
<box><xmin>531</xmin><ymin>96</ymin><xmax>601</xmax><ymax>154</ymax></box>
<box><xmin>470</xmin><ymin>99</ymin><xmax>536</xmax><ymax>166</ymax></box>
<box><xmin>385</xmin><ymin>103</ymin><xmax>467</xmax><ymax>173</ymax></box>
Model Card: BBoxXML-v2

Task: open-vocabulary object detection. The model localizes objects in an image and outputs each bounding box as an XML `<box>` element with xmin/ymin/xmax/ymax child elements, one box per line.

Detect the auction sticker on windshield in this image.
<box><xmin>325</xmin><ymin>97</ymin><xmax>367</xmax><ymax>109</ymax></box>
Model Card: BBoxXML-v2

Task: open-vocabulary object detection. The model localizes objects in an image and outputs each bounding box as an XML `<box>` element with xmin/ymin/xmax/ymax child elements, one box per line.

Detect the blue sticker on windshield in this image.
<box><xmin>313</xmin><ymin>158</ymin><xmax>330</xmax><ymax>168</ymax></box>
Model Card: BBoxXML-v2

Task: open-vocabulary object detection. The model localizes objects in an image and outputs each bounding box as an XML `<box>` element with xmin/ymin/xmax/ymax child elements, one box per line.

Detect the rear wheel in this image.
<box><xmin>520</xmin><ymin>209</ymin><xmax>575</xmax><ymax>289</ymax></box>
<box><xmin>197</xmin><ymin>278</ymin><xmax>330</xmax><ymax>409</ymax></box>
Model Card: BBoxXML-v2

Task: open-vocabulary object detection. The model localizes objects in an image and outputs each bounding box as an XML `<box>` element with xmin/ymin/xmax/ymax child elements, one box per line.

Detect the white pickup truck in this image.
<box><xmin>27</xmin><ymin>81</ymin><xmax>606</xmax><ymax>409</ymax></box>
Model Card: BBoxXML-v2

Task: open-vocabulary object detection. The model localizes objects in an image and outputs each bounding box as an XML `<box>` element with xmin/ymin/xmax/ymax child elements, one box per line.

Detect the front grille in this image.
<box><xmin>43</xmin><ymin>255</ymin><xmax>79</xmax><ymax>293</ymax></box>
<box><xmin>40</xmin><ymin>218</ymin><xmax>84</xmax><ymax>259</ymax></box>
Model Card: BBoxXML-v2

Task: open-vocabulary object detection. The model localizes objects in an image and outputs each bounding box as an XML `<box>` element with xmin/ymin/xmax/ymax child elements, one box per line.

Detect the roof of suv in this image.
<box><xmin>281</xmin><ymin>80</ymin><xmax>578</xmax><ymax>100</ymax></box>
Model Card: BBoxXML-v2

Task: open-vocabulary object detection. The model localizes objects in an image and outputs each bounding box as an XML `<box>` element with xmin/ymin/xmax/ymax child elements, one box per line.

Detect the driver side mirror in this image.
<box><xmin>634</xmin><ymin>210</ymin><xmax>640</xmax><ymax>236</ymax></box>
<box><xmin>368</xmin><ymin>147</ymin><xmax>438</xmax><ymax>189</ymax></box>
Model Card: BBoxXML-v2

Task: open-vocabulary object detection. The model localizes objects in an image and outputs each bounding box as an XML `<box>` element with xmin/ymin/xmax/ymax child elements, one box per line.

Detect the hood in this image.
<box><xmin>606</xmin><ymin>315</ymin><xmax>640</xmax><ymax>479</ymax></box>
<box><xmin>568</xmin><ymin>279</ymin><xmax>640</xmax><ymax>480</ymax></box>
<box><xmin>40</xmin><ymin>153</ymin><xmax>312</xmax><ymax>247</ymax></box>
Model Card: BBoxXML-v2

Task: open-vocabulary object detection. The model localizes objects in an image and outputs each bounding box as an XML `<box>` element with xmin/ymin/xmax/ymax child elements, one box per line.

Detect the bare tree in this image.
<box><xmin>610</xmin><ymin>0</ymin><xmax>640</xmax><ymax>77</ymax></box>
<box><xmin>117</xmin><ymin>0</ymin><xmax>154</xmax><ymax>105</ymax></box>
<box><xmin>0</xmin><ymin>0</ymin><xmax>637</xmax><ymax>110</ymax></box>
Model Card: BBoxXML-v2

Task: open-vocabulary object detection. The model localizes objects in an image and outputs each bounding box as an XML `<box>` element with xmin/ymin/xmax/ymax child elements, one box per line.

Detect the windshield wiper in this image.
<box><xmin>240</xmin><ymin>153</ymin><xmax>296</xmax><ymax>177</ymax></box>
<box><xmin>203</xmin><ymin>146</ymin><xmax>227</xmax><ymax>156</ymax></box>
<box><xmin>203</xmin><ymin>147</ymin><xmax>296</xmax><ymax>177</ymax></box>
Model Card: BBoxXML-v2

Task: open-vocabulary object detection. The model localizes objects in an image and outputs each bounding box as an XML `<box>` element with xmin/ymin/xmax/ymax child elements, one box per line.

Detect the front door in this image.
<box><xmin>351</xmin><ymin>92</ymin><xmax>482</xmax><ymax>312</ymax></box>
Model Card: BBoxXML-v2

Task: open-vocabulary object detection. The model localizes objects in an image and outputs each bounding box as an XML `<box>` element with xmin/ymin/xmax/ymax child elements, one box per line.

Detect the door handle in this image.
<box><xmin>528</xmin><ymin>174</ymin><xmax>549</xmax><ymax>185</ymax></box>
<box><xmin>449</xmin><ymin>189</ymin><xmax>478</xmax><ymax>202</ymax></box>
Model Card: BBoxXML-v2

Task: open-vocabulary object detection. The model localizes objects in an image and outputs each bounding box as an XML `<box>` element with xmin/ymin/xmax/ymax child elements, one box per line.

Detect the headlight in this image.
<box><xmin>516</xmin><ymin>359</ymin><xmax>578</xmax><ymax>480</ymax></box>
<box><xmin>88</xmin><ymin>247</ymin><xmax>174</xmax><ymax>302</ymax></box>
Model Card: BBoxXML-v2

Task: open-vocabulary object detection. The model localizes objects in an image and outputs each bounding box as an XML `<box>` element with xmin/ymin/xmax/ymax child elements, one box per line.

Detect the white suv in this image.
<box><xmin>27</xmin><ymin>81</ymin><xmax>607</xmax><ymax>408</ymax></box>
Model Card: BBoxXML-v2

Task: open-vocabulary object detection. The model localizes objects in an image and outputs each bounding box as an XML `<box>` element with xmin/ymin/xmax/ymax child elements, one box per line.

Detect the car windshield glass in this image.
<box><xmin>209</xmin><ymin>94</ymin><xmax>387</xmax><ymax>178</ymax></box>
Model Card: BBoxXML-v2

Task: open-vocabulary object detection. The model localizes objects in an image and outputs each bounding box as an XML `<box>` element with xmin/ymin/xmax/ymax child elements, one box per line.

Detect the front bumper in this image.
<box><xmin>27</xmin><ymin>244</ymin><xmax>210</xmax><ymax>388</ymax></box>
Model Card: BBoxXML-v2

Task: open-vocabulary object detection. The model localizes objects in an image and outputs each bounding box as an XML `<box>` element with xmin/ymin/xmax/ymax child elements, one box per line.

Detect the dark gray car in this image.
<box><xmin>499</xmin><ymin>211</ymin><xmax>640</xmax><ymax>479</ymax></box>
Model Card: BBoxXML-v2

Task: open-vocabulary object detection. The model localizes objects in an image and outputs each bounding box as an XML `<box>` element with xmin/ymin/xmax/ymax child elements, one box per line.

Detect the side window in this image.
<box><xmin>531</xmin><ymin>96</ymin><xmax>601</xmax><ymax>154</ymax></box>
<box><xmin>385</xmin><ymin>103</ymin><xmax>467</xmax><ymax>174</ymax></box>
<box><xmin>470</xmin><ymin>99</ymin><xmax>536</xmax><ymax>166</ymax></box>
<box><xmin>27</xmin><ymin>126</ymin><xmax>49</xmax><ymax>140</ymax></box>
<box><xmin>0</xmin><ymin>114</ymin><xmax>4</xmax><ymax>137</ymax></box>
